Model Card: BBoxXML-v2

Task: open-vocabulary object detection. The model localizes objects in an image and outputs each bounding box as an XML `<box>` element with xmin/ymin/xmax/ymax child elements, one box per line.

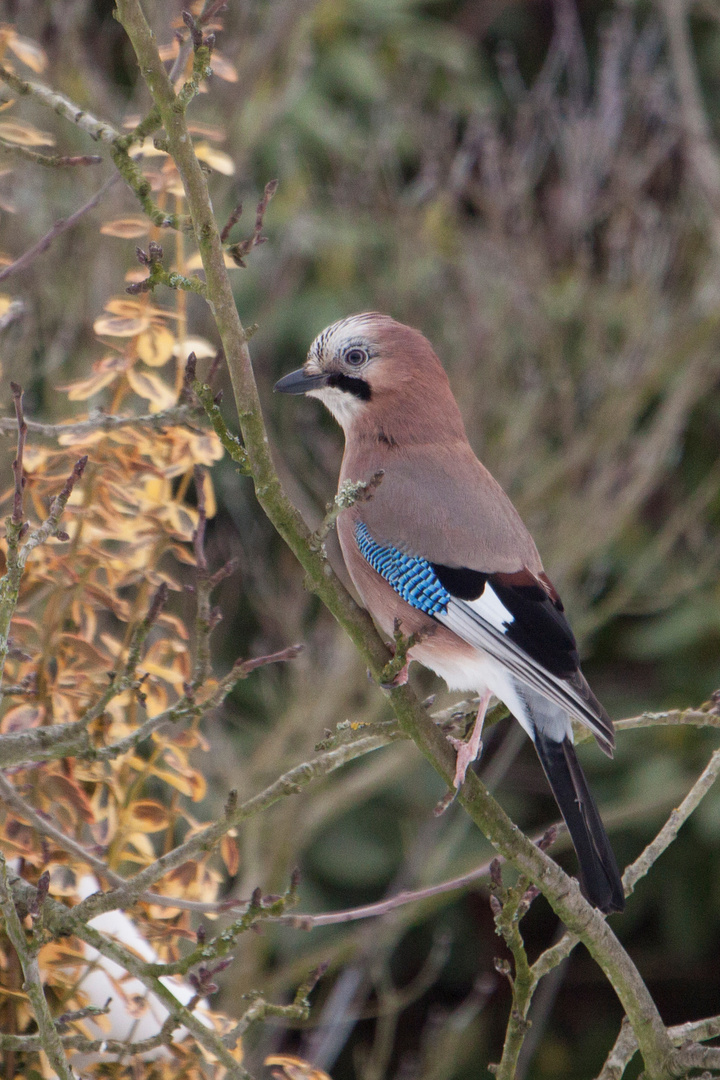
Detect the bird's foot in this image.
<box><xmin>449</xmin><ymin>734</ymin><xmax>484</xmax><ymax>790</ymax></box>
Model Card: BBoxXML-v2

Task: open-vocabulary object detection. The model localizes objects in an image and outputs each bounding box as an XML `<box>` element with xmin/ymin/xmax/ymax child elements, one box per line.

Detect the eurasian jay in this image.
<box><xmin>275</xmin><ymin>313</ymin><xmax>625</xmax><ymax>914</ymax></box>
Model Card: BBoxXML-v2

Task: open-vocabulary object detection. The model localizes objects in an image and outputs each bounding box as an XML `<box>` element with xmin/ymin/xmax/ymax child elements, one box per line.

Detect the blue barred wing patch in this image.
<box><xmin>355</xmin><ymin>521</ymin><xmax>450</xmax><ymax>615</ymax></box>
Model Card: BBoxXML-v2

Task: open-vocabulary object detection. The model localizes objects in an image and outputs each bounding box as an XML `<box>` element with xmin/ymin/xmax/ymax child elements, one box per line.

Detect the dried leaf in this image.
<box><xmin>43</xmin><ymin>775</ymin><xmax>93</xmax><ymax>823</ymax></box>
<box><xmin>7</xmin><ymin>32</ymin><xmax>47</xmax><ymax>73</ymax></box>
<box><xmin>209</xmin><ymin>52</ymin><xmax>238</xmax><ymax>83</ymax></box>
<box><xmin>220</xmin><ymin>835</ymin><xmax>240</xmax><ymax>876</ymax></box>
<box><xmin>133</xmin><ymin>136</ymin><xmax>168</xmax><ymax>158</ymax></box>
<box><xmin>126</xmin><ymin>800</ymin><xmax>173</xmax><ymax>832</ymax></box>
<box><xmin>94</xmin><ymin>314</ymin><xmax>151</xmax><ymax>337</ymax></box>
<box><xmin>126</xmin><ymin>368</ymin><xmax>177</xmax><ymax>411</ymax></box>
<box><xmin>0</xmin><ymin>704</ymin><xmax>45</xmax><ymax>734</ymax></box>
<box><xmin>105</xmin><ymin>298</ymin><xmax>178</xmax><ymax>319</ymax></box>
<box><xmin>265</xmin><ymin>1056</ymin><xmax>333</xmax><ymax>1080</ymax></box>
<box><xmin>137</xmin><ymin>324</ymin><xmax>176</xmax><ymax>367</ymax></box>
<box><xmin>0</xmin><ymin>119</ymin><xmax>54</xmax><ymax>147</ymax></box>
<box><xmin>185</xmin><ymin>249</ymin><xmax>241</xmax><ymax>271</ymax></box>
<box><xmin>100</xmin><ymin>217</ymin><xmax>150</xmax><ymax>239</ymax></box>
<box><xmin>187</xmin><ymin>121</ymin><xmax>225</xmax><ymax>141</ymax></box>
<box><xmin>64</xmin><ymin>368</ymin><xmax>120</xmax><ymax>401</ymax></box>
<box><xmin>172</xmin><ymin>335</ymin><xmax>216</xmax><ymax>359</ymax></box>
<box><xmin>194</xmin><ymin>142</ymin><xmax>235</xmax><ymax>176</ymax></box>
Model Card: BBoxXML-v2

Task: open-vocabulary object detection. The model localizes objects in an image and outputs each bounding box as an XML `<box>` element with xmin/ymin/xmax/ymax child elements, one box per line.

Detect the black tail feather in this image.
<box><xmin>534</xmin><ymin>731</ymin><xmax>625</xmax><ymax>914</ymax></box>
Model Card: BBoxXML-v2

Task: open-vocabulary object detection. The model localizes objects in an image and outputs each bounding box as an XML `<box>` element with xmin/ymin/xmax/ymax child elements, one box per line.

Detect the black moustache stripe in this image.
<box><xmin>326</xmin><ymin>373</ymin><xmax>372</xmax><ymax>400</ymax></box>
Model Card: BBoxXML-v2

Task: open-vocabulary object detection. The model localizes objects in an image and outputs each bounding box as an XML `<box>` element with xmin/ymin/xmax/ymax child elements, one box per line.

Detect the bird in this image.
<box><xmin>275</xmin><ymin>312</ymin><xmax>625</xmax><ymax>914</ymax></box>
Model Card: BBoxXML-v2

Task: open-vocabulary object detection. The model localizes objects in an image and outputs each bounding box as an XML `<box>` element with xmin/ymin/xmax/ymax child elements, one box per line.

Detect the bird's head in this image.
<box><xmin>274</xmin><ymin>312</ymin><xmax>462</xmax><ymax>439</ymax></box>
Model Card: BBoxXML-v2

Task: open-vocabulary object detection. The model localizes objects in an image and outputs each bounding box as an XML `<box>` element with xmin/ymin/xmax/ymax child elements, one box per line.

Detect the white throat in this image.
<box><xmin>307</xmin><ymin>385</ymin><xmax>366</xmax><ymax>432</ymax></box>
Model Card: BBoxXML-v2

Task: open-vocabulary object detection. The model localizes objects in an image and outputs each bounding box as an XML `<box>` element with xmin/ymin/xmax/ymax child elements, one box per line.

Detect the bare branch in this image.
<box><xmin>623</xmin><ymin>746</ymin><xmax>720</xmax><ymax>896</ymax></box>
<box><xmin>0</xmin><ymin>63</ymin><xmax>120</xmax><ymax>143</ymax></box>
<box><xmin>0</xmin><ymin>856</ymin><xmax>74</xmax><ymax>1080</ymax></box>
<box><xmin>226</xmin><ymin>179</ymin><xmax>278</xmax><ymax>266</ymax></box>
<box><xmin>310</xmin><ymin>470</ymin><xmax>385</xmax><ymax>552</ymax></box>
<box><xmin>0</xmin><ymin>401</ymin><xmax>202</xmax><ymax>441</ymax></box>
<box><xmin>0</xmin><ymin>178</ymin><xmax>118</xmax><ymax>283</ymax></box>
<box><xmin>0</xmin><ymin>138</ymin><xmax>103</xmax><ymax>167</ymax></box>
<box><xmin>0</xmin><ymin>64</ymin><xmax>190</xmax><ymax>230</ymax></box>
<box><xmin>70</xmin><ymin>726</ymin><xmax>402</xmax><ymax>923</ymax></box>
<box><xmin>10</xmin><ymin>382</ymin><xmax>26</xmax><ymax>526</ymax></box>
<box><xmin>18</xmin><ymin>454</ymin><xmax>88</xmax><ymax>563</ymax></box>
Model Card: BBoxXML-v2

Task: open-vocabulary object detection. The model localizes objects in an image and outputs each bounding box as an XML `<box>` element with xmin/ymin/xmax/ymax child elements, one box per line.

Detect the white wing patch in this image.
<box><xmin>467</xmin><ymin>582</ymin><xmax>515</xmax><ymax>632</ymax></box>
<box><xmin>436</xmin><ymin>599</ymin><xmax>611</xmax><ymax>749</ymax></box>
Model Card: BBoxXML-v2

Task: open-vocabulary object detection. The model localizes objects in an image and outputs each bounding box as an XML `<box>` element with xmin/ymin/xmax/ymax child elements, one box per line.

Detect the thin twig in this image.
<box><xmin>0</xmin><ymin>174</ymin><xmax>119</xmax><ymax>284</ymax></box>
<box><xmin>0</xmin><ymin>856</ymin><xmax>74</xmax><ymax>1080</ymax></box>
<box><xmin>70</xmin><ymin>725</ymin><xmax>401</xmax><ymax>923</ymax></box>
<box><xmin>623</xmin><ymin>746</ymin><xmax>720</xmax><ymax>895</ymax></box>
<box><xmin>10</xmin><ymin>382</ymin><xmax>26</xmax><ymax>526</ymax></box>
<box><xmin>0</xmin><ymin>401</ymin><xmax>201</xmax><ymax>441</ymax></box>
<box><xmin>226</xmin><ymin>179</ymin><xmax>278</xmax><ymax>266</ymax></box>
<box><xmin>0</xmin><ymin>139</ymin><xmax>103</xmax><ymax>167</ymax></box>
<box><xmin>191</xmin><ymin>464</ymin><xmax>212</xmax><ymax>687</ymax></box>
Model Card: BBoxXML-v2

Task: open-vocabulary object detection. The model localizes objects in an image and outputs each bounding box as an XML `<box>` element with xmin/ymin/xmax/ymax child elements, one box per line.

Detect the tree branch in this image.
<box><xmin>0</xmin><ymin>174</ymin><xmax>119</xmax><ymax>284</ymax></box>
<box><xmin>0</xmin><ymin>856</ymin><xmax>74</xmax><ymax>1080</ymax></box>
<box><xmin>0</xmin><ymin>63</ymin><xmax>191</xmax><ymax>230</ymax></box>
<box><xmin>624</xmin><ymin>745</ymin><xmax>720</xmax><ymax>896</ymax></box>
<box><xmin>112</xmin><ymin>5</ymin><xmax>678</xmax><ymax>1074</ymax></box>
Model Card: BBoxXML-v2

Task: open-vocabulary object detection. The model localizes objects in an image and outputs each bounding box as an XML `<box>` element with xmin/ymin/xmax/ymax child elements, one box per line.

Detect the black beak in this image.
<box><xmin>273</xmin><ymin>368</ymin><xmax>329</xmax><ymax>395</ymax></box>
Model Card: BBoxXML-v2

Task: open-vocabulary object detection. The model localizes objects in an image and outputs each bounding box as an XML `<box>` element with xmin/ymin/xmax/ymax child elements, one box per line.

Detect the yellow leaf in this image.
<box><xmin>0</xmin><ymin>119</ymin><xmax>54</xmax><ymax>147</ymax></box>
<box><xmin>187</xmin><ymin>121</ymin><xmax>225</xmax><ymax>141</ymax></box>
<box><xmin>144</xmin><ymin>681</ymin><xmax>168</xmax><ymax>718</ymax></box>
<box><xmin>125</xmin><ymin>267</ymin><xmax>150</xmax><ymax>284</ymax></box>
<box><xmin>94</xmin><ymin>314</ymin><xmax>150</xmax><ymax>337</ymax></box>
<box><xmin>158</xmin><ymin>41</ymin><xmax>179</xmax><ymax>62</ymax></box>
<box><xmin>105</xmin><ymin>297</ymin><xmax>178</xmax><ymax>319</ymax></box>
<box><xmin>186</xmin><ymin>429</ymin><xmax>224</xmax><ymax>464</ymax></box>
<box><xmin>265</xmin><ymin>1056</ymin><xmax>333</xmax><ymax>1080</ymax></box>
<box><xmin>194</xmin><ymin>141</ymin><xmax>235</xmax><ymax>175</ymax></box>
<box><xmin>192</xmin><ymin>468</ymin><xmax>217</xmax><ymax>518</ymax></box>
<box><xmin>137</xmin><ymin>324</ymin><xmax>175</xmax><ymax>366</ymax></box>
<box><xmin>220</xmin><ymin>835</ymin><xmax>240</xmax><ymax>876</ymax></box>
<box><xmin>173</xmin><ymin>335</ymin><xmax>217</xmax><ymax>359</ymax></box>
<box><xmin>126</xmin><ymin>800</ymin><xmax>172</xmax><ymax>832</ymax></box>
<box><xmin>146</xmin><ymin>768</ymin><xmax>194</xmax><ymax>797</ymax></box>
<box><xmin>64</xmin><ymin>368</ymin><xmax>120</xmax><ymax>401</ymax></box>
<box><xmin>209</xmin><ymin>51</ymin><xmax>238</xmax><ymax>83</ymax></box>
<box><xmin>185</xmin><ymin>249</ymin><xmax>241</xmax><ymax>270</ymax></box>
<box><xmin>123</xmin><ymin>832</ymin><xmax>156</xmax><ymax>860</ymax></box>
<box><xmin>7</xmin><ymin>32</ymin><xmax>47</xmax><ymax>73</ymax></box>
<box><xmin>154</xmin><ymin>500</ymin><xmax>199</xmax><ymax>540</ymax></box>
<box><xmin>132</xmin><ymin>136</ymin><xmax>168</xmax><ymax>158</ymax></box>
<box><xmin>100</xmin><ymin>217</ymin><xmax>149</xmax><ymax>239</ymax></box>
<box><xmin>126</xmin><ymin>368</ymin><xmax>177</xmax><ymax>411</ymax></box>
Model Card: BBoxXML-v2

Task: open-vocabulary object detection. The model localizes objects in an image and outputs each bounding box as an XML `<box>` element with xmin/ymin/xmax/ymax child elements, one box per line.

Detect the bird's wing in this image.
<box><xmin>354</xmin><ymin>520</ymin><xmax>615</xmax><ymax>754</ymax></box>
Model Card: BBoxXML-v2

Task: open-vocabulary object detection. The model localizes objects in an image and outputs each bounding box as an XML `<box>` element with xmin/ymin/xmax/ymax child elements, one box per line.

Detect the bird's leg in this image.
<box><xmin>380</xmin><ymin>623</ymin><xmax>416</xmax><ymax>688</ymax></box>
<box><xmin>449</xmin><ymin>689</ymin><xmax>492</xmax><ymax>789</ymax></box>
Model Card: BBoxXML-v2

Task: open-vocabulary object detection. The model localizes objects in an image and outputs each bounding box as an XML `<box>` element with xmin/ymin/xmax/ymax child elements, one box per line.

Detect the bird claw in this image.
<box><xmin>450</xmin><ymin>736</ymin><xmax>483</xmax><ymax>790</ymax></box>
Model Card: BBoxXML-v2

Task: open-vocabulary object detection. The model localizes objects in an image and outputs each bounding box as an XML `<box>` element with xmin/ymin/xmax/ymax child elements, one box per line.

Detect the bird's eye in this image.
<box><xmin>344</xmin><ymin>347</ymin><xmax>368</xmax><ymax>367</ymax></box>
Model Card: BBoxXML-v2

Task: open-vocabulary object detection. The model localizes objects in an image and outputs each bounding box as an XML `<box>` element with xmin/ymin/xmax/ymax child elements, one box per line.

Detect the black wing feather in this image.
<box><xmin>431</xmin><ymin>564</ymin><xmax>579</xmax><ymax>678</ymax></box>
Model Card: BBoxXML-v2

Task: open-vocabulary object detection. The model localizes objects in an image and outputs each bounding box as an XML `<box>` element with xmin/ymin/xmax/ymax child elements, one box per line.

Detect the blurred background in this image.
<box><xmin>2</xmin><ymin>0</ymin><xmax>720</xmax><ymax>1076</ymax></box>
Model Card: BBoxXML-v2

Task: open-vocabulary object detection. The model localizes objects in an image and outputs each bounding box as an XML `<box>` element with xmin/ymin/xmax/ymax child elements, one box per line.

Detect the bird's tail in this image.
<box><xmin>533</xmin><ymin>730</ymin><xmax>625</xmax><ymax>914</ymax></box>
